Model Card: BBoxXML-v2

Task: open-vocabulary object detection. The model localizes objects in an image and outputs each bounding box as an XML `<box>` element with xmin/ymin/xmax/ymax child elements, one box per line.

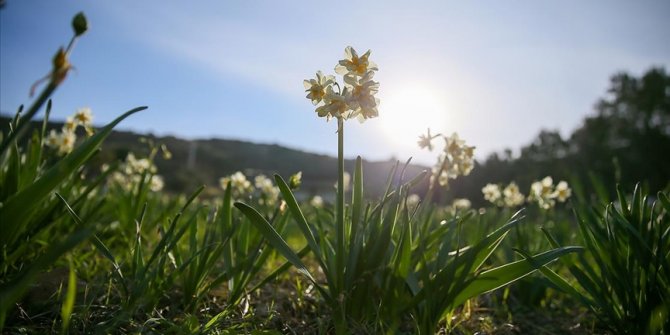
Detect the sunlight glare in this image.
<box><xmin>379</xmin><ymin>84</ymin><xmax>450</xmax><ymax>151</ymax></box>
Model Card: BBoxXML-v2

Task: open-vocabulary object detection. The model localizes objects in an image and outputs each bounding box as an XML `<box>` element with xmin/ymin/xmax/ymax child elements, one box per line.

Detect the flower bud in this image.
<box><xmin>72</xmin><ymin>12</ymin><xmax>88</xmax><ymax>37</ymax></box>
<box><xmin>289</xmin><ymin>171</ymin><xmax>302</xmax><ymax>189</ymax></box>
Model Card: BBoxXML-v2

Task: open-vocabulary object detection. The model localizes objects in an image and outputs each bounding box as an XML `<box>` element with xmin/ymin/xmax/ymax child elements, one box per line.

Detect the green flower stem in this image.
<box><xmin>0</xmin><ymin>81</ymin><xmax>58</xmax><ymax>158</ymax></box>
<box><xmin>336</xmin><ymin>117</ymin><xmax>345</xmax><ymax>289</ymax></box>
<box><xmin>336</xmin><ymin>117</ymin><xmax>346</xmax><ymax>333</ymax></box>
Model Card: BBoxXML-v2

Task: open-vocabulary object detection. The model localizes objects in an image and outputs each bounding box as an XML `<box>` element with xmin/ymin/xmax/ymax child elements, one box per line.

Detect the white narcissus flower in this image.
<box><xmin>255</xmin><ymin>174</ymin><xmax>274</xmax><ymax>191</ymax></box>
<box><xmin>63</xmin><ymin>116</ymin><xmax>78</xmax><ymax>133</ymax></box>
<box><xmin>431</xmin><ymin>132</ymin><xmax>476</xmax><ymax>187</ymax></box>
<box><xmin>230</xmin><ymin>171</ymin><xmax>252</xmax><ymax>192</ymax></box>
<box><xmin>335</xmin><ymin>46</ymin><xmax>378</xmax><ymax>77</ymax></box>
<box><xmin>111</xmin><ymin>171</ymin><xmax>129</xmax><ymax>190</ymax></box>
<box><xmin>310</xmin><ymin>195</ymin><xmax>324</xmax><ymax>208</ymax></box>
<box><xmin>46</xmin><ymin>129</ymin><xmax>60</xmax><ymax>148</ymax></box>
<box><xmin>529</xmin><ymin>176</ymin><xmax>557</xmax><ymax>209</ymax></box>
<box><xmin>74</xmin><ymin>107</ymin><xmax>93</xmax><ymax>127</ymax></box>
<box><xmin>482</xmin><ymin>183</ymin><xmax>502</xmax><ymax>205</ymax></box>
<box><xmin>417</xmin><ymin>128</ymin><xmax>435</xmax><ymax>151</ymax></box>
<box><xmin>344</xmin><ymin>71</ymin><xmax>380</xmax><ymax>122</ymax></box>
<box><xmin>335</xmin><ymin>172</ymin><xmax>351</xmax><ymax>192</ymax></box>
<box><xmin>503</xmin><ymin>182</ymin><xmax>525</xmax><ymax>207</ymax></box>
<box><xmin>316</xmin><ymin>86</ymin><xmax>350</xmax><ymax>120</ymax></box>
<box><xmin>445</xmin><ymin>133</ymin><xmax>465</xmax><ymax>157</ymax></box>
<box><xmin>306</xmin><ymin>46</ymin><xmax>380</xmax><ymax>122</ymax></box>
<box><xmin>150</xmin><ymin>175</ymin><xmax>164</xmax><ymax>192</ymax></box>
<box><xmin>541</xmin><ymin>176</ymin><xmax>554</xmax><ymax>196</ymax></box>
<box><xmin>459</xmin><ymin>156</ymin><xmax>475</xmax><ymax>176</ymax></box>
<box><xmin>452</xmin><ymin>198</ymin><xmax>472</xmax><ymax>210</ymax></box>
<box><xmin>304</xmin><ymin>71</ymin><xmax>335</xmax><ymax>105</ymax></box>
<box><xmin>220</xmin><ymin>171</ymin><xmax>253</xmax><ymax>200</ymax></box>
<box><xmin>125</xmin><ymin>153</ymin><xmax>155</xmax><ymax>174</ymax></box>
<box><xmin>530</xmin><ymin>181</ymin><xmax>543</xmax><ymax>199</ymax></box>
<box><xmin>57</xmin><ymin>131</ymin><xmax>76</xmax><ymax>155</ymax></box>
<box><xmin>553</xmin><ymin>181</ymin><xmax>571</xmax><ymax>202</ymax></box>
<box><xmin>255</xmin><ymin>174</ymin><xmax>280</xmax><ymax>205</ymax></box>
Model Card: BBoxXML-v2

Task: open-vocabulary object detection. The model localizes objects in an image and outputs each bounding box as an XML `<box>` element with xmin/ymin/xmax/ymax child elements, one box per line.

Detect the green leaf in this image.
<box><xmin>394</xmin><ymin>213</ymin><xmax>412</xmax><ymax>278</ymax></box>
<box><xmin>0</xmin><ymin>106</ymin><xmax>146</xmax><ymax>247</ymax></box>
<box><xmin>449</xmin><ymin>246</ymin><xmax>583</xmax><ymax>309</ymax></box>
<box><xmin>616</xmin><ymin>184</ymin><xmax>630</xmax><ymax>218</ymax></box>
<box><xmin>351</xmin><ymin>156</ymin><xmax>363</xmax><ymax>233</ymax></box>
<box><xmin>234</xmin><ymin>202</ymin><xmax>327</xmax><ymax>299</ymax></box>
<box><xmin>0</xmin><ymin>227</ymin><xmax>94</xmax><ymax>327</ymax></box>
<box><xmin>60</xmin><ymin>260</ymin><xmax>77</xmax><ymax>334</ymax></box>
<box><xmin>454</xmin><ymin>209</ymin><xmax>525</xmax><ymax>276</ymax></box>
<box><xmin>274</xmin><ymin>175</ymin><xmax>326</xmax><ymax>270</ymax></box>
<box><xmin>658</xmin><ymin>192</ymin><xmax>670</xmax><ymax>212</ymax></box>
<box><xmin>514</xmin><ymin>248</ymin><xmax>595</xmax><ymax>308</ymax></box>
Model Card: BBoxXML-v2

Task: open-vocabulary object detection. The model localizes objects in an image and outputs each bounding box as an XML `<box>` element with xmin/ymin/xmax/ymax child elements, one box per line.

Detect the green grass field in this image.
<box><xmin>1</xmin><ymin>12</ymin><xmax>668</xmax><ymax>335</ymax></box>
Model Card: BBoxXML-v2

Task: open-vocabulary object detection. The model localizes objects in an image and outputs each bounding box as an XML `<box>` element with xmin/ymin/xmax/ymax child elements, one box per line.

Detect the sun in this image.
<box><xmin>379</xmin><ymin>83</ymin><xmax>450</xmax><ymax>151</ymax></box>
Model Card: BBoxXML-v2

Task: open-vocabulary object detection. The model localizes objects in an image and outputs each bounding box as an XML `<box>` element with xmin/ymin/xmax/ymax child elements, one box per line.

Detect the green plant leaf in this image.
<box><xmin>60</xmin><ymin>260</ymin><xmax>77</xmax><ymax>334</ymax></box>
<box><xmin>0</xmin><ymin>227</ymin><xmax>94</xmax><ymax>327</ymax></box>
<box><xmin>449</xmin><ymin>246</ymin><xmax>583</xmax><ymax>309</ymax></box>
<box><xmin>234</xmin><ymin>202</ymin><xmax>327</xmax><ymax>300</ymax></box>
<box><xmin>0</xmin><ymin>106</ymin><xmax>146</xmax><ymax>247</ymax></box>
<box><xmin>274</xmin><ymin>174</ymin><xmax>326</xmax><ymax>270</ymax></box>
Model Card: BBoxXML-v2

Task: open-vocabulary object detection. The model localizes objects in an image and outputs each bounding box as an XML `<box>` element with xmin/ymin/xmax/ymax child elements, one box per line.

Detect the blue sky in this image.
<box><xmin>1</xmin><ymin>1</ymin><xmax>669</xmax><ymax>165</ymax></box>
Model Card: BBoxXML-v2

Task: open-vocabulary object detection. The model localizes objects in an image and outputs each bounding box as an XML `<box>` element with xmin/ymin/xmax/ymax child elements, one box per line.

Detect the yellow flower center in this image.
<box><xmin>310</xmin><ymin>86</ymin><xmax>325</xmax><ymax>99</ymax></box>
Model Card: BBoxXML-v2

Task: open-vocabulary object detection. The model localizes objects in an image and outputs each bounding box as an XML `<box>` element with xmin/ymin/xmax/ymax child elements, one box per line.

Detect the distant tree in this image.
<box><xmin>571</xmin><ymin>67</ymin><xmax>670</xmax><ymax>192</ymax></box>
<box><xmin>521</xmin><ymin>130</ymin><xmax>569</xmax><ymax>162</ymax></box>
<box><xmin>449</xmin><ymin>67</ymin><xmax>670</xmax><ymax>205</ymax></box>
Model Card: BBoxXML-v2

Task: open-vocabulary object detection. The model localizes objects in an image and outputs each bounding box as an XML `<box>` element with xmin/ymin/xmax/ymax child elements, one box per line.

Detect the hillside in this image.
<box><xmin>1</xmin><ymin>116</ymin><xmax>430</xmax><ymax>199</ymax></box>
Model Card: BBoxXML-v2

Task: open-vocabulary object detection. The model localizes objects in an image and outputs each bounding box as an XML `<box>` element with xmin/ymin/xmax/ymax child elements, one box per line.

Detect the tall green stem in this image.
<box><xmin>335</xmin><ymin>117</ymin><xmax>346</xmax><ymax>333</ymax></box>
<box><xmin>336</xmin><ymin>118</ymin><xmax>345</xmax><ymax>285</ymax></box>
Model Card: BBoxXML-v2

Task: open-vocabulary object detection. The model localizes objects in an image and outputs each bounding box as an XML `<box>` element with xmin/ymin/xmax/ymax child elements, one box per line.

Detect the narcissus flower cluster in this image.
<box><xmin>254</xmin><ymin>174</ymin><xmax>280</xmax><ymax>206</ymax></box>
<box><xmin>448</xmin><ymin>198</ymin><xmax>472</xmax><ymax>214</ymax></box>
<box><xmin>220</xmin><ymin>171</ymin><xmax>301</xmax><ymax>206</ymax></box>
<box><xmin>529</xmin><ymin>177</ymin><xmax>571</xmax><ymax>209</ymax></box>
<box><xmin>482</xmin><ymin>183</ymin><xmax>503</xmax><ymax>205</ymax></box>
<box><xmin>503</xmin><ymin>182</ymin><xmax>525</xmax><ymax>207</ymax></box>
<box><xmin>419</xmin><ymin>130</ymin><xmax>476</xmax><ymax>187</ymax></box>
<box><xmin>482</xmin><ymin>182</ymin><xmax>525</xmax><ymax>208</ymax></box>
<box><xmin>482</xmin><ymin>177</ymin><xmax>571</xmax><ymax>210</ymax></box>
<box><xmin>108</xmin><ymin>153</ymin><xmax>164</xmax><ymax>192</ymax></box>
<box><xmin>219</xmin><ymin>171</ymin><xmax>253</xmax><ymax>200</ymax></box>
<box><xmin>304</xmin><ymin>46</ymin><xmax>380</xmax><ymax>122</ymax></box>
<box><xmin>46</xmin><ymin>107</ymin><xmax>94</xmax><ymax>155</ymax></box>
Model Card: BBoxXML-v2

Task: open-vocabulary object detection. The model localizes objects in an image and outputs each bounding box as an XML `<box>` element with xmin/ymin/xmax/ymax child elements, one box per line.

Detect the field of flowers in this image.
<box><xmin>1</xmin><ymin>13</ymin><xmax>669</xmax><ymax>334</ymax></box>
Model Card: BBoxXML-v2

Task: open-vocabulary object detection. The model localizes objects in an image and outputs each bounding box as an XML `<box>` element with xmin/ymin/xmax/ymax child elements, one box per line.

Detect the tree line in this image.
<box><xmin>446</xmin><ymin>67</ymin><xmax>670</xmax><ymax>206</ymax></box>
